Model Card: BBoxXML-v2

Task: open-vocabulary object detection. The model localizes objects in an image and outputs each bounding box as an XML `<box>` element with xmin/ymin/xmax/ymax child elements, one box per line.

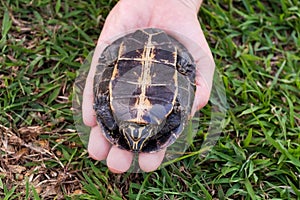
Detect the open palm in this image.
<box><xmin>82</xmin><ymin>0</ymin><xmax>215</xmax><ymax>173</ymax></box>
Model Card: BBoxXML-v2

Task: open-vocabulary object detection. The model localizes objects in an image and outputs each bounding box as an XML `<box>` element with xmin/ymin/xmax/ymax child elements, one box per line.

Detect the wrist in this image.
<box><xmin>177</xmin><ymin>0</ymin><xmax>203</xmax><ymax>13</ymax></box>
<box><xmin>118</xmin><ymin>0</ymin><xmax>203</xmax><ymax>13</ymax></box>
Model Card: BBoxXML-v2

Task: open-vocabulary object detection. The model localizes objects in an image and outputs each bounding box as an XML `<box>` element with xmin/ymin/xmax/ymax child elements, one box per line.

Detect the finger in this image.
<box><xmin>107</xmin><ymin>146</ymin><xmax>134</xmax><ymax>173</ymax></box>
<box><xmin>87</xmin><ymin>125</ymin><xmax>111</xmax><ymax>161</ymax></box>
<box><xmin>190</xmin><ymin>48</ymin><xmax>215</xmax><ymax>116</ymax></box>
<box><xmin>181</xmin><ymin>24</ymin><xmax>215</xmax><ymax>115</ymax></box>
<box><xmin>194</xmin><ymin>50</ymin><xmax>215</xmax><ymax>93</ymax></box>
<box><xmin>139</xmin><ymin>149</ymin><xmax>166</xmax><ymax>172</ymax></box>
<box><xmin>191</xmin><ymin>73</ymin><xmax>212</xmax><ymax>116</ymax></box>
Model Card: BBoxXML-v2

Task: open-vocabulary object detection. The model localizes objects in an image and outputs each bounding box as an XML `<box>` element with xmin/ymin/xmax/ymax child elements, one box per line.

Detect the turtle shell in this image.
<box><xmin>93</xmin><ymin>28</ymin><xmax>196</xmax><ymax>153</ymax></box>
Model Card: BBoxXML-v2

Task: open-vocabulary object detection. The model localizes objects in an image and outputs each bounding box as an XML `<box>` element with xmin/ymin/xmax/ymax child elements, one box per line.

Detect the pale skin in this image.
<box><xmin>82</xmin><ymin>0</ymin><xmax>215</xmax><ymax>173</ymax></box>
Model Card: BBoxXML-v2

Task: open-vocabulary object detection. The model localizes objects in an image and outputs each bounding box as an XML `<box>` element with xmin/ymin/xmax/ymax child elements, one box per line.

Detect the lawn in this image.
<box><xmin>0</xmin><ymin>0</ymin><xmax>299</xmax><ymax>199</ymax></box>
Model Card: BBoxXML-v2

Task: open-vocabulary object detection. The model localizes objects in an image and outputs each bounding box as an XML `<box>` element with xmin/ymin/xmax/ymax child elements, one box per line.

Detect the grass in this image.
<box><xmin>0</xmin><ymin>0</ymin><xmax>299</xmax><ymax>199</ymax></box>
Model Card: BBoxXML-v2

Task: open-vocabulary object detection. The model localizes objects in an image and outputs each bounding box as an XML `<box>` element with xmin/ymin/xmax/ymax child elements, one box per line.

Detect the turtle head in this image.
<box><xmin>119</xmin><ymin>123</ymin><xmax>157</xmax><ymax>152</ymax></box>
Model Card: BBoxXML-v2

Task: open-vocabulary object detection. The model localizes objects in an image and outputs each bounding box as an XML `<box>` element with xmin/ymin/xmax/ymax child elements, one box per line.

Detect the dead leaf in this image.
<box><xmin>8</xmin><ymin>165</ymin><xmax>26</xmax><ymax>174</ymax></box>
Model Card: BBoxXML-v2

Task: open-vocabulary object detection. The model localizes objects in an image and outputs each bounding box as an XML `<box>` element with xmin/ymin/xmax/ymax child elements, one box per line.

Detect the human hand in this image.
<box><xmin>82</xmin><ymin>0</ymin><xmax>215</xmax><ymax>173</ymax></box>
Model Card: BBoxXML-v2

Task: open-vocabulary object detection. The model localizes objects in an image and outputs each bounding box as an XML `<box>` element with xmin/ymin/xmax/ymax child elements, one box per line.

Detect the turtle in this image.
<box><xmin>93</xmin><ymin>28</ymin><xmax>196</xmax><ymax>153</ymax></box>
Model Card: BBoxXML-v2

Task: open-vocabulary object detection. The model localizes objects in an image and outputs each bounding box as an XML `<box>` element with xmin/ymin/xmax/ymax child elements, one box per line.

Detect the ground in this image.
<box><xmin>0</xmin><ymin>0</ymin><xmax>299</xmax><ymax>199</ymax></box>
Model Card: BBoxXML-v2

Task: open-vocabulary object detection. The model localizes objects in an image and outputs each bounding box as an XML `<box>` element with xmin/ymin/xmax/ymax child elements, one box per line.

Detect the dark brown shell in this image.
<box><xmin>93</xmin><ymin>28</ymin><xmax>196</xmax><ymax>153</ymax></box>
